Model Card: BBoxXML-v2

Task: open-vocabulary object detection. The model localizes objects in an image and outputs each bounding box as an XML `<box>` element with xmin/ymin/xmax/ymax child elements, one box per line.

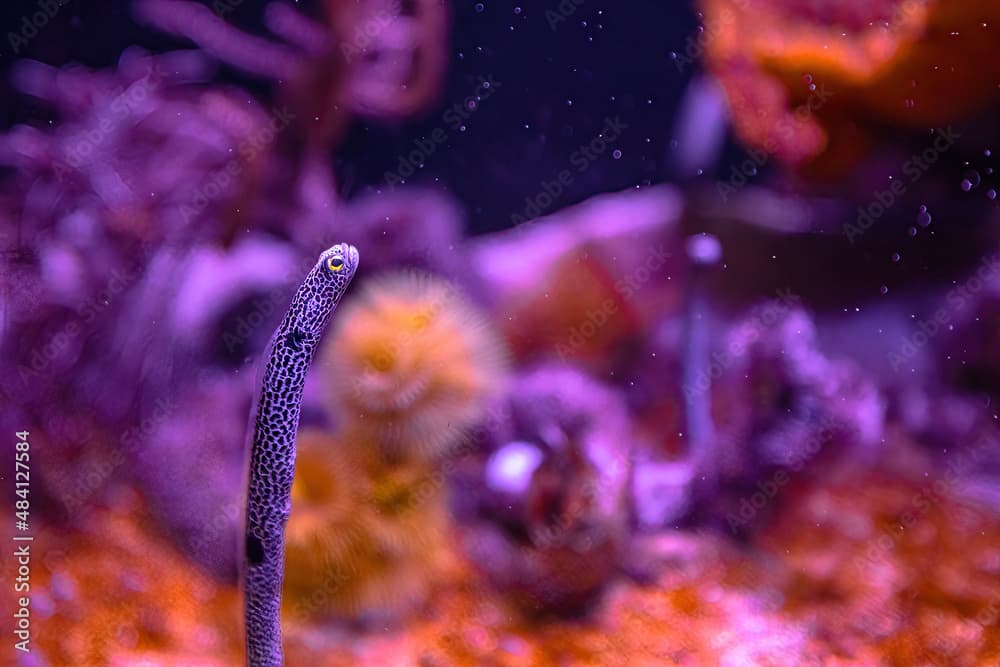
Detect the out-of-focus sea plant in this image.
<box><xmin>698</xmin><ymin>0</ymin><xmax>1000</xmax><ymax>177</ymax></box>
<box><xmin>5</xmin><ymin>0</ymin><xmax>1000</xmax><ymax>663</ymax></box>
<box><xmin>133</xmin><ymin>0</ymin><xmax>449</xmax><ymax>151</ymax></box>
<box><xmin>461</xmin><ymin>364</ymin><xmax>632</xmax><ymax>613</ymax></box>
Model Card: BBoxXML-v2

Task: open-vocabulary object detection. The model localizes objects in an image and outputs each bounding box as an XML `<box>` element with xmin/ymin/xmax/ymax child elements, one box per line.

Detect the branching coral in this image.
<box><xmin>1</xmin><ymin>49</ymin><xmax>275</xmax><ymax>246</ymax></box>
<box><xmin>323</xmin><ymin>271</ymin><xmax>507</xmax><ymax>461</ymax></box>
<box><xmin>134</xmin><ymin>0</ymin><xmax>449</xmax><ymax>151</ymax></box>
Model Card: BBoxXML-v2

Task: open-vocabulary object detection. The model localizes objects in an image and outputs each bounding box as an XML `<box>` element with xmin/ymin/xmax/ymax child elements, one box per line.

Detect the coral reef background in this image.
<box><xmin>2</xmin><ymin>0</ymin><xmax>1000</xmax><ymax>665</ymax></box>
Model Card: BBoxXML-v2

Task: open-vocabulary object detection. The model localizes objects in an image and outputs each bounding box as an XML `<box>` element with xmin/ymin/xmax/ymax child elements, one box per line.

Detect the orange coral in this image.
<box><xmin>283</xmin><ymin>429</ymin><xmax>450</xmax><ymax>620</ymax></box>
<box><xmin>323</xmin><ymin>271</ymin><xmax>507</xmax><ymax>461</ymax></box>
<box><xmin>700</xmin><ymin>0</ymin><xmax>1000</xmax><ymax>175</ymax></box>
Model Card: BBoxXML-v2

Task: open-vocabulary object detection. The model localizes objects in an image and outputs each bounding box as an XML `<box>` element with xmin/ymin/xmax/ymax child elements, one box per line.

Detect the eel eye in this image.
<box><xmin>327</xmin><ymin>256</ymin><xmax>345</xmax><ymax>272</ymax></box>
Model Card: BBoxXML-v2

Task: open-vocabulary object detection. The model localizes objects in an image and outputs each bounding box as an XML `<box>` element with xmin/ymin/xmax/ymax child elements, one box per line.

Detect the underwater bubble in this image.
<box><xmin>891</xmin><ymin>252</ymin><xmax>901</xmax><ymax>262</ymax></box>
<box><xmin>907</xmin><ymin>227</ymin><xmax>917</xmax><ymax>237</ymax></box>
<box><xmin>961</xmin><ymin>170</ymin><xmax>981</xmax><ymax>191</ymax></box>
<box><xmin>988</xmin><ymin>189</ymin><xmax>998</xmax><ymax>200</ymax></box>
<box><xmin>514</xmin><ymin>6</ymin><xmax>521</xmax><ymax>14</ymax></box>
<box><xmin>904</xmin><ymin>99</ymin><xmax>915</xmax><ymax>109</ymax></box>
<box><xmin>612</xmin><ymin>149</ymin><xmax>622</xmax><ymax>160</ymax></box>
<box><xmin>474</xmin><ymin>3</ymin><xmax>484</xmax><ymax>13</ymax></box>
<box><xmin>916</xmin><ymin>206</ymin><xmax>932</xmax><ymax>227</ymax></box>
<box><xmin>685</xmin><ymin>233</ymin><xmax>722</xmax><ymax>266</ymax></box>
<box><xmin>986</xmin><ymin>148</ymin><xmax>992</xmax><ymax>157</ymax></box>
<box><xmin>880</xmin><ymin>285</ymin><xmax>889</xmax><ymax>295</ymax></box>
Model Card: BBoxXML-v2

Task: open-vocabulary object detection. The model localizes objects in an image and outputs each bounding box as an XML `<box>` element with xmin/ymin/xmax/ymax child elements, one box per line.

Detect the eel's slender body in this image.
<box><xmin>244</xmin><ymin>243</ymin><xmax>359</xmax><ymax>667</ymax></box>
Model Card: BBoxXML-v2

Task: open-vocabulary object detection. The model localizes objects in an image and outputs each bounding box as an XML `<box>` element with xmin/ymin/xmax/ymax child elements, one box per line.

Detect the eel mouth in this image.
<box><xmin>345</xmin><ymin>244</ymin><xmax>360</xmax><ymax>271</ymax></box>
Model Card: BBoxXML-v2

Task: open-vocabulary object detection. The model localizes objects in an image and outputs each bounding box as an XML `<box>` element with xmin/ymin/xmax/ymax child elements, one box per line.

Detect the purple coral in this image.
<box><xmin>697</xmin><ymin>300</ymin><xmax>886</xmax><ymax>532</ymax></box>
<box><xmin>464</xmin><ymin>365</ymin><xmax>632</xmax><ymax>613</ymax></box>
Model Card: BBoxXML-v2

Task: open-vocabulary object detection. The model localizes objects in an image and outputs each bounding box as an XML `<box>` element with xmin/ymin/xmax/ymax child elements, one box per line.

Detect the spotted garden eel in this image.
<box><xmin>243</xmin><ymin>243</ymin><xmax>359</xmax><ymax>666</ymax></box>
